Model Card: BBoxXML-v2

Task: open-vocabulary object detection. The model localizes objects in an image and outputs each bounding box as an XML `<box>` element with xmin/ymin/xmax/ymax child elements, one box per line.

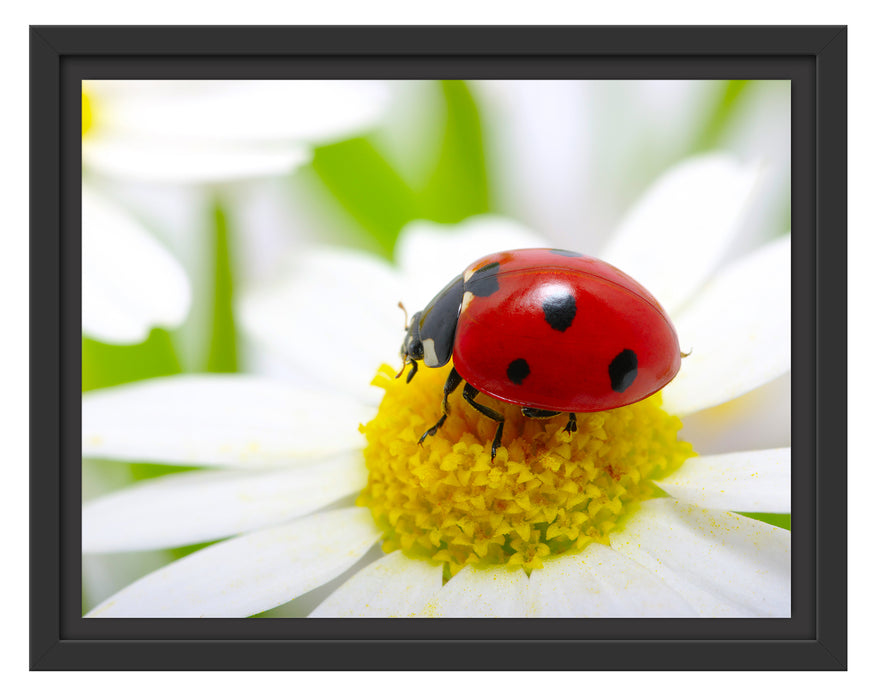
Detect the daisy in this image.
<box><xmin>82</xmin><ymin>153</ymin><xmax>790</xmax><ymax>617</ymax></box>
<box><xmin>81</xmin><ymin>80</ymin><xmax>390</xmax><ymax>344</ymax></box>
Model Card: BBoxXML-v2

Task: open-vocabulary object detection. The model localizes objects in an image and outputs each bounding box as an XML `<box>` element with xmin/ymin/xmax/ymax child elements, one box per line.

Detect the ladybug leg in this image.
<box><xmin>441</xmin><ymin>367</ymin><xmax>463</xmax><ymax>413</ymax></box>
<box><xmin>419</xmin><ymin>414</ymin><xmax>447</xmax><ymax>445</ymax></box>
<box><xmin>462</xmin><ymin>383</ymin><xmax>506</xmax><ymax>460</ymax></box>
<box><xmin>406</xmin><ymin>359</ymin><xmax>419</xmax><ymax>383</ymax></box>
<box><xmin>521</xmin><ymin>407</ymin><xmax>578</xmax><ymax>434</ymax></box>
<box><xmin>521</xmin><ymin>407</ymin><xmax>560</xmax><ymax>419</ymax></box>
<box><xmin>490</xmin><ymin>423</ymin><xmax>504</xmax><ymax>461</ymax></box>
<box><xmin>418</xmin><ymin>367</ymin><xmax>463</xmax><ymax>445</ymax></box>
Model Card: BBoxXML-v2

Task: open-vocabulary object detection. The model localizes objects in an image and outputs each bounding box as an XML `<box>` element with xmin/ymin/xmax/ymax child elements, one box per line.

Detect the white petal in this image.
<box><xmin>394</xmin><ymin>216</ymin><xmax>549</xmax><ymax>310</ymax></box>
<box><xmin>92</xmin><ymin>80</ymin><xmax>390</xmax><ymax>144</ymax></box>
<box><xmin>601</xmin><ymin>154</ymin><xmax>764</xmax><ymax>315</ymax></box>
<box><xmin>82</xmin><ymin>186</ymin><xmax>191</xmax><ymax>343</ymax></box>
<box><xmin>86</xmin><ymin>507</ymin><xmax>380</xmax><ymax>618</ymax></box>
<box><xmin>83</xmin><ymin>138</ymin><xmax>311</xmax><ymax>184</ymax></box>
<box><xmin>82</xmin><ymin>375</ymin><xmax>373</xmax><ymax>468</ymax></box>
<box><xmin>610</xmin><ymin>499</ymin><xmax>790</xmax><ymax>617</ymax></box>
<box><xmin>680</xmin><ymin>371</ymin><xmax>791</xmax><ymax>455</ymax></box>
<box><xmin>238</xmin><ymin>248</ymin><xmax>404</xmax><ymax>403</ymax></box>
<box><xmin>474</xmin><ymin>81</ymin><xmax>597</xmax><ymax>248</ymax></box>
<box><xmin>663</xmin><ymin>234</ymin><xmax>791</xmax><ymax>416</ymax></box>
<box><xmin>655</xmin><ymin>448</ymin><xmax>790</xmax><ymax>513</ymax></box>
<box><xmin>418</xmin><ymin>566</ymin><xmax>529</xmax><ymax>617</ymax></box>
<box><xmin>527</xmin><ymin>544</ymin><xmax>698</xmax><ymax>617</ymax></box>
<box><xmin>83</xmin><ymin>550</ymin><xmax>175</xmax><ymax>613</ymax></box>
<box><xmin>309</xmin><ymin>550</ymin><xmax>442</xmax><ymax>618</ymax></box>
<box><xmin>83</xmin><ymin>452</ymin><xmax>366</xmax><ymax>553</ymax></box>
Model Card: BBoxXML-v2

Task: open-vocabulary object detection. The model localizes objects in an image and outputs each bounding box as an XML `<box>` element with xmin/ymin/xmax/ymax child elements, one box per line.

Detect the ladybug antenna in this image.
<box><xmin>681</xmin><ymin>349</ymin><xmax>693</xmax><ymax>358</ymax></box>
<box><xmin>396</xmin><ymin>302</ymin><xmax>409</xmax><ymax>379</ymax></box>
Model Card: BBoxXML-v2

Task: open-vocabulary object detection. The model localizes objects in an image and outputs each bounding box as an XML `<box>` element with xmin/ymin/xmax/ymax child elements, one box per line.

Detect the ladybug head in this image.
<box><xmin>397</xmin><ymin>273</ymin><xmax>463</xmax><ymax>382</ymax></box>
<box><xmin>401</xmin><ymin>310</ymin><xmax>424</xmax><ymax>363</ymax></box>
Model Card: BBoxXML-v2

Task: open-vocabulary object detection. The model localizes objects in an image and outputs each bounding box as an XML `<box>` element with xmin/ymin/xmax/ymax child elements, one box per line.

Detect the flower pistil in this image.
<box><xmin>359</xmin><ymin>364</ymin><xmax>695</xmax><ymax>579</ymax></box>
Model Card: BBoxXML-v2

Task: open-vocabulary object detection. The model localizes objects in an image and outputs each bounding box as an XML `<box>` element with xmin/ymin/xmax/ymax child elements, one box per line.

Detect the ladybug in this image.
<box><xmin>400</xmin><ymin>248</ymin><xmax>683</xmax><ymax>459</ymax></box>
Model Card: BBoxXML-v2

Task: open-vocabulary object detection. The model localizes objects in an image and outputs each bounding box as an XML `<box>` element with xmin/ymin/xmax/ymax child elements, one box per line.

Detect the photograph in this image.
<box><xmin>78</xmin><ymin>77</ymin><xmax>793</xmax><ymax>619</ymax></box>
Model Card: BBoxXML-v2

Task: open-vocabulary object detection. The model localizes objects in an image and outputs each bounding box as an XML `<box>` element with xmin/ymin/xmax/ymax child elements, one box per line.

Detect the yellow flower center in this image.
<box><xmin>82</xmin><ymin>90</ymin><xmax>94</xmax><ymax>137</ymax></box>
<box><xmin>358</xmin><ymin>364</ymin><xmax>695</xmax><ymax>579</ymax></box>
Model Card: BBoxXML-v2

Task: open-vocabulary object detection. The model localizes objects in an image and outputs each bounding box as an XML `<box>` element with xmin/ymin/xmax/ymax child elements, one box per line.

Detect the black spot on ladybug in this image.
<box><xmin>506</xmin><ymin>358</ymin><xmax>531</xmax><ymax>385</ymax></box>
<box><xmin>465</xmin><ymin>262</ymin><xmax>500</xmax><ymax>297</ymax></box>
<box><xmin>609</xmin><ymin>349</ymin><xmax>638</xmax><ymax>393</ymax></box>
<box><xmin>542</xmin><ymin>290</ymin><xmax>577</xmax><ymax>332</ymax></box>
<box><xmin>549</xmin><ymin>248</ymin><xmax>583</xmax><ymax>258</ymax></box>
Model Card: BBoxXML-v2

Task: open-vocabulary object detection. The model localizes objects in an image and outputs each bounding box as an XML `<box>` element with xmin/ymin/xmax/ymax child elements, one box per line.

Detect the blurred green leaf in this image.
<box><xmin>778</xmin><ymin>193</ymin><xmax>792</xmax><ymax>235</ymax></box>
<box><xmin>128</xmin><ymin>462</ymin><xmax>199</xmax><ymax>481</ymax></box>
<box><xmin>417</xmin><ymin>80</ymin><xmax>489</xmax><ymax>222</ymax></box>
<box><xmin>84</xmin><ymin>459</ymin><xmax>198</xmax><ymax>502</ymax></box>
<box><xmin>169</xmin><ymin>538</ymin><xmax>221</xmax><ymax>561</ymax></box>
<box><xmin>692</xmin><ymin>80</ymin><xmax>751</xmax><ymax>153</ymax></box>
<box><xmin>311</xmin><ymin>80</ymin><xmax>490</xmax><ymax>257</ymax></box>
<box><xmin>311</xmin><ymin>138</ymin><xmax>417</xmax><ymax>259</ymax></box>
<box><xmin>737</xmin><ymin>512</ymin><xmax>791</xmax><ymax>531</ymax></box>
<box><xmin>205</xmin><ymin>199</ymin><xmax>238</xmax><ymax>372</ymax></box>
<box><xmin>82</xmin><ymin>329</ymin><xmax>181</xmax><ymax>392</ymax></box>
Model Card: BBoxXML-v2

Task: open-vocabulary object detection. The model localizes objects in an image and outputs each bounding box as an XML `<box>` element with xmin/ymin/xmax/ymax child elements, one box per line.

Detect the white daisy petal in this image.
<box><xmin>82</xmin><ymin>186</ymin><xmax>191</xmax><ymax>344</ymax></box>
<box><xmin>238</xmin><ymin>248</ymin><xmax>404</xmax><ymax>402</ymax></box>
<box><xmin>83</xmin><ymin>452</ymin><xmax>367</xmax><ymax>553</ymax></box>
<box><xmin>83</xmin><ymin>138</ymin><xmax>311</xmax><ymax>184</ymax></box>
<box><xmin>655</xmin><ymin>448</ymin><xmax>790</xmax><ymax>513</ymax></box>
<box><xmin>86</xmin><ymin>508</ymin><xmax>380</xmax><ymax>618</ymax></box>
<box><xmin>395</xmin><ymin>216</ymin><xmax>548</xmax><ymax>309</ymax></box>
<box><xmin>527</xmin><ymin>543</ymin><xmax>698</xmax><ymax>617</ymax></box>
<box><xmin>83</xmin><ymin>81</ymin><xmax>390</xmax><ymax>184</ymax></box>
<box><xmin>662</xmin><ymin>233</ymin><xmax>791</xmax><ymax>416</ymax></box>
<box><xmin>83</xmin><ymin>550</ymin><xmax>175</xmax><ymax>613</ymax></box>
<box><xmin>680</xmin><ymin>371</ymin><xmax>791</xmax><ymax>455</ymax></box>
<box><xmin>309</xmin><ymin>550</ymin><xmax>442</xmax><ymax>618</ymax></box>
<box><xmin>82</xmin><ymin>375</ymin><xmax>373</xmax><ymax>468</ymax></box>
<box><xmin>600</xmin><ymin>154</ymin><xmax>763</xmax><ymax>315</ymax></box>
<box><xmin>610</xmin><ymin>499</ymin><xmax>790</xmax><ymax>617</ymax></box>
<box><xmin>244</xmin><ymin>80</ymin><xmax>391</xmax><ymax>143</ymax></box>
<box><xmin>92</xmin><ymin>80</ymin><xmax>390</xmax><ymax>144</ymax></box>
<box><xmin>418</xmin><ymin>566</ymin><xmax>529</xmax><ymax>617</ymax></box>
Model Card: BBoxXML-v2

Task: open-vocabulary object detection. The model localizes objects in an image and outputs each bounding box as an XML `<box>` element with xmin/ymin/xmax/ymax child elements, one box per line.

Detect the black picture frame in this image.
<box><xmin>30</xmin><ymin>25</ymin><xmax>846</xmax><ymax>671</ymax></box>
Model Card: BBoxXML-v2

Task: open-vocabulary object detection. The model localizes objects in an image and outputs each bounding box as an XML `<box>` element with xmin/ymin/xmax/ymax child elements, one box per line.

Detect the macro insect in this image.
<box><xmin>399</xmin><ymin>248</ymin><xmax>683</xmax><ymax>459</ymax></box>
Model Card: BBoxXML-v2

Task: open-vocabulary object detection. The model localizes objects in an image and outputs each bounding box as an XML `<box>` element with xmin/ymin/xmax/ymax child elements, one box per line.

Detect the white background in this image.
<box><xmin>4</xmin><ymin>0</ymin><xmax>873</xmax><ymax>693</ymax></box>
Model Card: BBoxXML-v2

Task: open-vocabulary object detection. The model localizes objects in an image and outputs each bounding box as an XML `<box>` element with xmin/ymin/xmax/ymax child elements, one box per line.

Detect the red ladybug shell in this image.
<box><xmin>449</xmin><ymin>248</ymin><xmax>681</xmax><ymax>412</ymax></box>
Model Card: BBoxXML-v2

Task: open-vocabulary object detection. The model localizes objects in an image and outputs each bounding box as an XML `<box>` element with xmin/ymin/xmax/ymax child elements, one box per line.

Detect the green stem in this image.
<box><xmin>205</xmin><ymin>199</ymin><xmax>238</xmax><ymax>373</ymax></box>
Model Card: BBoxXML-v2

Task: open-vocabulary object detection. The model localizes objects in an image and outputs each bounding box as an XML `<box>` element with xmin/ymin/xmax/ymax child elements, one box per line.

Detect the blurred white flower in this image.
<box><xmin>474</xmin><ymin>80</ymin><xmax>790</xmax><ymax>257</ymax></box>
<box><xmin>83</xmin><ymin>81</ymin><xmax>389</xmax><ymax>184</ymax></box>
<box><xmin>82</xmin><ymin>186</ymin><xmax>192</xmax><ymax>344</ymax></box>
<box><xmin>81</xmin><ymin>80</ymin><xmax>391</xmax><ymax>344</ymax></box>
<box><xmin>81</xmin><ymin>154</ymin><xmax>791</xmax><ymax>617</ymax></box>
